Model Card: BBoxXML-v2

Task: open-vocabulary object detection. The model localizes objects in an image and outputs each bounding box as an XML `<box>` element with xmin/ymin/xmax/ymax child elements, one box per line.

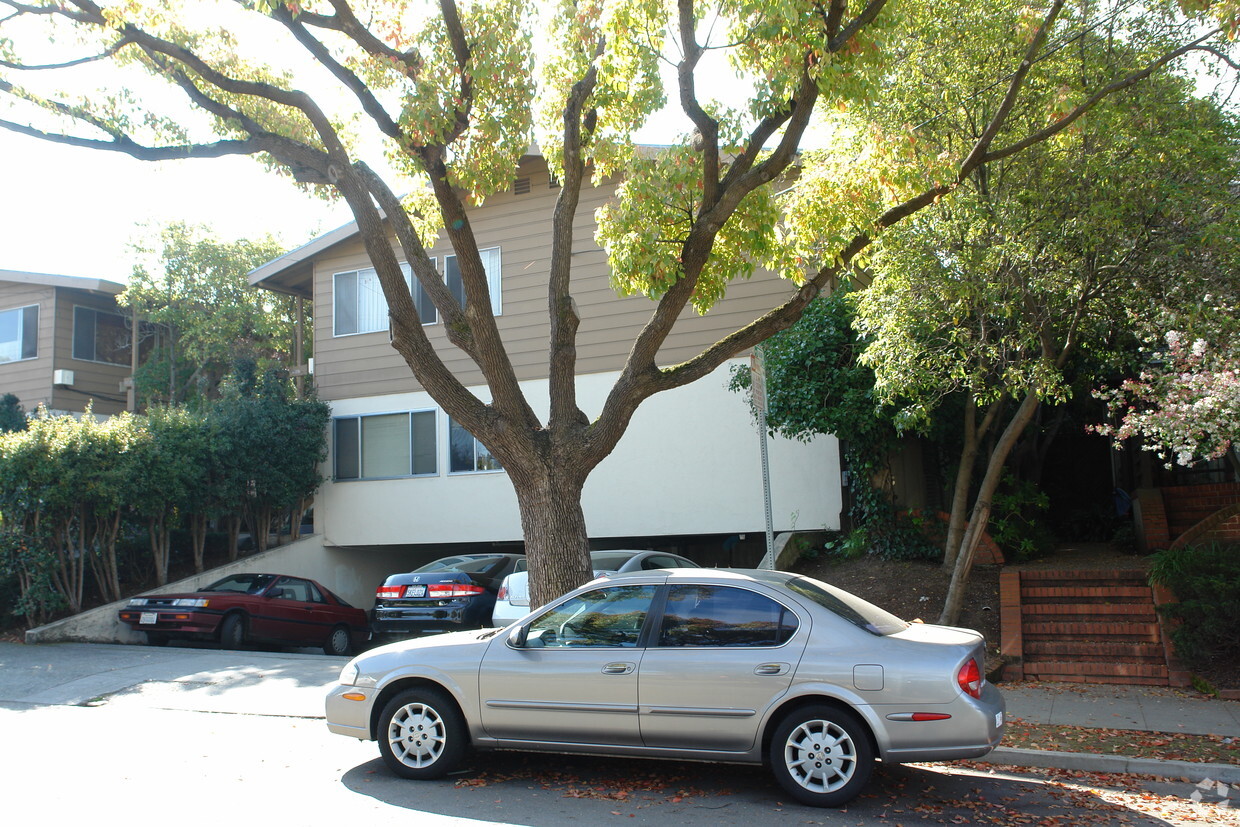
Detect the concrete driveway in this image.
<box><xmin>0</xmin><ymin>640</ymin><xmax>342</xmax><ymax>716</ymax></box>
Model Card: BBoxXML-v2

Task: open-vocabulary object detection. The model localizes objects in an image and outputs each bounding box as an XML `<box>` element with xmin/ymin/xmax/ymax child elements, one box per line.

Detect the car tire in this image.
<box><xmin>219</xmin><ymin>613</ymin><xmax>247</xmax><ymax>650</ymax></box>
<box><xmin>769</xmin><ymin>704</ymin><xmax>874</xmax><ymax>807</ymax></box>
<box><xmin>377</xmin><ymin>688</ymin><xmax>467</xmax><ymax>780</ymax></box>
<box><xmin>324</xmin><ymin>625</ymin><xmax>351</xmax><ymax>656</ymax></box>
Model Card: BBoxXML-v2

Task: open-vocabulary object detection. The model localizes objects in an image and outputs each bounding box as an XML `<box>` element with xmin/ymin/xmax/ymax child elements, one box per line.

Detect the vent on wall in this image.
<box><xmin>53</xmin><ymin>369</ymin><xmax>75</xmax><ymax>387</ymax></box>
<box><xmin>513</xmin><ymin>177</ymin><xmax>531</xmax><ymax>195</ymax></box>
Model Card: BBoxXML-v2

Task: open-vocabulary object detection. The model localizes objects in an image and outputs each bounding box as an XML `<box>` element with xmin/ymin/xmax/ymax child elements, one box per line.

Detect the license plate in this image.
<box><xmin>140</xmin><ymin>612</ymin><xmax>157</xmax><ymax>625</ymax></box>
<box><xmin>995</xmin><ymin>711</ymin><xmax>1005</xmax><ymax>728</ymax></box>
<box><xmin>404</xmin><ymin>585</ymin><xmax>427</xmax><ymax>598</ymax></box>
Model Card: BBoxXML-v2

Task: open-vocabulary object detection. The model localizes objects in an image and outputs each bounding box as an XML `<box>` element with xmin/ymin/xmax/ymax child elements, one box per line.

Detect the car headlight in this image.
<box><xmin>338</xmin><ymin>663</ymin><xmax>359</xmax><ymax>686</ymax></box>
<box><xmin>171</xmin><ymin>598</ymin><xmax>208</xmax><ymax>608</ymax></box>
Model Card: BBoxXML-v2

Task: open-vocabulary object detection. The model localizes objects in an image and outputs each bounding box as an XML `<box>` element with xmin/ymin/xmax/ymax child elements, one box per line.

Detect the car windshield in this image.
<box><xmin>414</xmin><ymin>556</ymin><xmax>508</xmax><ymax>574</ymax></box>
<box><xmin>785</xmin><ymin>576</ymin><xmax>909</xmax><ymax>636</ymax></box>
<box><xmin>203</xmin><ymin>574</ymin><xmax>276</xmax><ymax>594</ymax></box>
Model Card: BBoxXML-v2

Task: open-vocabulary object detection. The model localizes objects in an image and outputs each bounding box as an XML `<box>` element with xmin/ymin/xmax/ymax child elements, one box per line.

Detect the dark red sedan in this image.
<box><xmin>118</xmin><ymin>573</ymin><xmax>370</xmax><ymax>655</ymax></box>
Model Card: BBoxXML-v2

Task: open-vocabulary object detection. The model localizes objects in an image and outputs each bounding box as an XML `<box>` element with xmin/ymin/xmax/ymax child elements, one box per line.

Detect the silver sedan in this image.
<box><xmin>325</xmin><ymin>568</ymin><xmax>1005</xmax><ymax>807</ymax></box>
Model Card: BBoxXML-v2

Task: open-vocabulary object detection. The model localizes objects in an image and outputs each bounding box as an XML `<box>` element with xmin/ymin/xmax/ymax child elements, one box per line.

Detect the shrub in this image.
<box><xmin>1149</xmin><ymin>543</ymin><xmax>1240</xmax><ymax>669</ymax></box>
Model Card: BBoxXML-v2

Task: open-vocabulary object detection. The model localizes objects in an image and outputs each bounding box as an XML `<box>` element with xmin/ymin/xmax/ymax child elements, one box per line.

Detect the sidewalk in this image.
<box><xmin>989</xmin><ymin>681</ymin><xmax>1240</xmax><ymax>784</ymax></box>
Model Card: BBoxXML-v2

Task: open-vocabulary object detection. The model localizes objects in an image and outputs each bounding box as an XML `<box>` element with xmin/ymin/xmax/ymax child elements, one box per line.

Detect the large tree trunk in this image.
<box><xmin>512</xmin><ymin>468</ymin><xmax>594</xmax><ymax>611</ymax></box>
<box><xmin>939</xmin><ymin>391</ymin><xmax>1043</xmax><ymax>625</ymax></box>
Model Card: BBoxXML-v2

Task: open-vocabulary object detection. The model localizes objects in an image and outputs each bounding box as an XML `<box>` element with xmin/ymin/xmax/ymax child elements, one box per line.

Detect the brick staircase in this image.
<box><xmin>1001</xmin><ymin>568</ymin><xmax>1174</xmax><ymax>685</ymax></box>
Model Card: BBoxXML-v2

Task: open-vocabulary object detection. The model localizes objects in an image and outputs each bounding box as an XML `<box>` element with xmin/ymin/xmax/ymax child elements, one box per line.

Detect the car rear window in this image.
<box><xmin>414</xmin><ymin>556</ymin><xmax>508</xmax><ymax>574</ymax></box>
<box><xmin>589</xmin><ymin>552</ymin><xmax>635</xmax><ymax>570</ymax></box>
<box><xmin>786</xmin><ymin>576</ymin><xmax>909</xmax><ymax>636</ymax></box>
<box><xmin>203</xmin><ymin>574</ymin><xmax>276</xmax><ymax>594</ymax></box>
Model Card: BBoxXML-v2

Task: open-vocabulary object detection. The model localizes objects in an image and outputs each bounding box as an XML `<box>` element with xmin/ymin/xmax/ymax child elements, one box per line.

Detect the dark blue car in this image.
<box><xmin>370</xmin><ymin>553</ymin><xmax>524</xmax><ymax>639</ymax></box>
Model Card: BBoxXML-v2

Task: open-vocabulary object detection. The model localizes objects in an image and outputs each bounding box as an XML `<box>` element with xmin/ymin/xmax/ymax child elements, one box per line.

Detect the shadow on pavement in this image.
<box><xmin>337</xmin><ymin>750</ymin><xmax>1194</xmax><ymax>825</ymax></box>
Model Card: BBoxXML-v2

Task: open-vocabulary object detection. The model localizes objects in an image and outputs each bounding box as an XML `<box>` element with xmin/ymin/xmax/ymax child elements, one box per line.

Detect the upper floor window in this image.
<box><xmin>0</xmin><ymin>305</ymin><xmax>39</xmax><ymax>363</ymax></box>
<box><xmin>445</xmin><ymin>247</ymin><xmax>502</xmax><ymax>315</ymax></box>
<box><xmin>449</xmin><ymin>417</ymin><xmax>502</xmax><ymax>473</ymax></box>
<box><xmin>333</xmin><ymin>263</ymin><xmax>436</xmax><ymax>336</ymax></box>
<box><xmin>333</xmin><ymin>248</ymin><xmax>500</xmax><ymax>337</ymax></box>
<box><xmin>73</xmin><ymin>306</ymin><xmax>153</xmax><ymax>366</ymax></box>
<box><xmin>334</xmin><ymin>410</ymin><xmax>437</xmax><ymax>481</ymax></box>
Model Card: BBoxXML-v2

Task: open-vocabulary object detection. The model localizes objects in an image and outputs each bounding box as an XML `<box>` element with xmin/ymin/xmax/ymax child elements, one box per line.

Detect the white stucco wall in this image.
<box><xmin>318</xmin><ymin>361</ymin><xmax>840</xmax><ymax>547</ymax></box>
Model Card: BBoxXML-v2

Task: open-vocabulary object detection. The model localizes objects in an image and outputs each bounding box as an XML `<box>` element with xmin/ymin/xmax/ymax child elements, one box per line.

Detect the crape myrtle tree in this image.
<box><xmin>850</xmin><ymin>56</ymin><xmax>1240</xmax><ymax>622</ymax></box>
<box><xmin>1092</xmin><ymin>293</ymin><xmax>1240</xmax><ymax>473</ymax></box>
<box><xmin>2</xmin><ymin>1</ymin><xmax>1236</xmax><ymax>607</ymax></box>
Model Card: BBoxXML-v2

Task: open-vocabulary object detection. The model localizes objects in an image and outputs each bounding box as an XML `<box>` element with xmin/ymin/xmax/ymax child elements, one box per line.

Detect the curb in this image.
<box><xmin>982</xmin><ymin>747</ymin><xmax>1240</xmax><ymax>785</ymax></box>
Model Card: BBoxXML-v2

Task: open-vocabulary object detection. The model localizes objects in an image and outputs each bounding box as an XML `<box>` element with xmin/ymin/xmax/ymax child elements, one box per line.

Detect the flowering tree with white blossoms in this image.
<box><xmin>1094</xmin><ymin>331</ymin><xmax>1240</xmax><ymax>470</ymax></box>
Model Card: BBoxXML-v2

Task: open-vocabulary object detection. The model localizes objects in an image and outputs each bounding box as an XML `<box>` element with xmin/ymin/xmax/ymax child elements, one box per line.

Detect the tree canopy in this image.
<box><xmin>748</xmin><ymin>8</ymin><xmax>1240</xmax><ymax>622</ymax></box>
<box><xmin>2</xmin><ymin>0</ymin><xmax>1236</xmax><ymax>605</ymax></box>
<box><xmin>121</xmin><ymin>222</ymin><xmax>296</xmax><ymax>406</ymax></box>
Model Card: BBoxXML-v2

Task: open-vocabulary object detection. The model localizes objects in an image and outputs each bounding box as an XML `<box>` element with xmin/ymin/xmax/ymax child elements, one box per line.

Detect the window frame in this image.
<box><xmin>0</xmin><ymin>303</ymin><xmax>39</xmax><ymax>364</ymax></box>
<box><xmin>448</xmin><ymin>416</ymin><xmax>503</xmax><ymax>475</ymax></box>
<box><xmin>332</xmin><ymin>260</ymin><xmax>438</xmax><ymax>337</ymax></box>
<box><xmin>654</xmin><ymin>584</ymin><xmax>801</xmax><ymax>649</ymax></box>
<box><xmin>72</xmin><ymin>305</ymin><xmax>139</xmax><ymax>366</ymax></box>
<box><xmin>523</xmin><ymin>584</ymin><xmax>659</xmax><ymax>649</ymax></box>
<box><xmin>332</xmin><ymin>408</ymin><xmax>439</xmax><ymax>481</ymax></box>
<box><xmin>444</xmin><ymin>246</ymin><xmax>502</xmax><ymax>316</ymax></box>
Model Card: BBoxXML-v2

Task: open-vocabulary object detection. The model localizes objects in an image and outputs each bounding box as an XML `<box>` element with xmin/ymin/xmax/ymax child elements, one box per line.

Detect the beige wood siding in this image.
<box><xmin>52</xmin><ymin>290</ymin><xmax>132</xmax><ymax>416</ymax></box>
<box><xmin>0</xmin><ymin>281</ymin><xmax>56</xmax><ymax>413</ymax></box>
<box><xmin>310</xmin><ymin>158</ymin><xmax>801</xmax><ymax>402</ymax></box>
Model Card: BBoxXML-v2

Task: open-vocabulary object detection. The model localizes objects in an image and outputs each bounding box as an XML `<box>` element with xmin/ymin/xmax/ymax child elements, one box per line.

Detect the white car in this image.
<box><xmin>491</xmin><ymin>549</ymin><xmax>698</xmax><ymax>625</ymax></box>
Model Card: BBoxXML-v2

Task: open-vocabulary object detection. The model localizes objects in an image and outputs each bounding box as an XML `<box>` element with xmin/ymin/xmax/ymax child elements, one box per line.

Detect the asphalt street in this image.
<box><xmin>1</xmin><ymin>641</ymin><xmax>1234</xmax><ymax>826</ymax></box>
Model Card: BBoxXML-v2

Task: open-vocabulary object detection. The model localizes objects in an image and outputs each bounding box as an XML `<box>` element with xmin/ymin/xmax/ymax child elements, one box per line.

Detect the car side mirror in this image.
<box><xmin>508</xmin><ymin>626</ymin><xmax>555</xmax><ymax>648</ymax></box>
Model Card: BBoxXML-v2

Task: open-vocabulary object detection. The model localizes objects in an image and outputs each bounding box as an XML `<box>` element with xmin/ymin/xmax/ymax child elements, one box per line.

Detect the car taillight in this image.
<box><xmin>375</xmin><ymin>585</ymin><xmax>404</xmax><ymax>600</ymax></box>
<box><xmin>427</xmin><ymin>583</ymin><xmax>486</xmax><ymax>599</ymax></box>
<box><xmin>957</xmin><ymin>658</ymin><xmax>983</xmax><ymax>699</ymax></box>
<box><xmin>497</xmin><ymin>584</ymin><xmax>509</xmax><ymax>600</ymax></box>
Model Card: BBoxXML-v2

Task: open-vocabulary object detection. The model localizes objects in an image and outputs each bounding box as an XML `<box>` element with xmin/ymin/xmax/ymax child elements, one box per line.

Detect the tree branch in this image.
<box><xmin>268</xmin><ymin>4</ymin><xmax>404</xmax><ymax>141</ymax></box>
<box><xmin>984</xmin><ymin>27</ymin><xmax>1223</xmax><ymax>165</ymax></box>
<box><xmin>547</xmin><ymin>34</ymin><xmax>604</xmax><ymax>432</ymax></box>
<box><xmin>959</xmin><ymin>0</ymin><xmax>1065</xmax><ymax>174</ymax></box>
<box><xmin>677</xmin><ymin>0</ymin><xmax>720</xmax><ymax>202</ymax></box>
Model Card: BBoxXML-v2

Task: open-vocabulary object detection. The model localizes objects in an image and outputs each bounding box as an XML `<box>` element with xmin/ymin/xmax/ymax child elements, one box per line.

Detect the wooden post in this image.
<box><xmin>128</xmin><ymin>305</ymin><xmax>138</xmax><ymax>412</ymax></box>
<box><xmin>294</xmin><ymin>296</ymin><xmax>305</xmax><ymax>399</ymax></box>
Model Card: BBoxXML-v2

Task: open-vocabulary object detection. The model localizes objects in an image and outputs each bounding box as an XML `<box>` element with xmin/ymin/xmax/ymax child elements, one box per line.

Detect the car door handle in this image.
<box><xmin>754</xmin><ymin>663</ymin><xmax>790</xmax><ymax>676</ymax></box>
<box><xmin>601</xmin><ymin>662</ymin><xmax>635</xmax><ymax>675</ymax></box>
